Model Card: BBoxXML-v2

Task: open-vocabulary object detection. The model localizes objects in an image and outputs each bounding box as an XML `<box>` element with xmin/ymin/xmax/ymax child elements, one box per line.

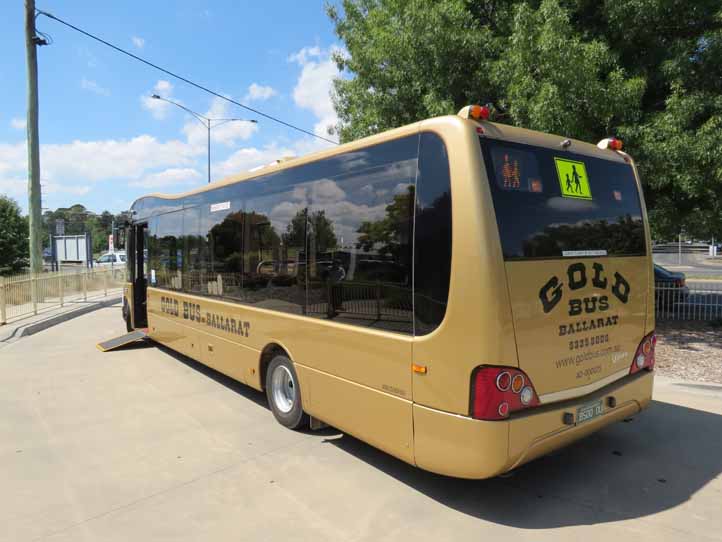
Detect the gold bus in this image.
<box><xmin>122</xmin><ymin>105</ymin><xmax>655</xmax><ymax>479</ymax></box>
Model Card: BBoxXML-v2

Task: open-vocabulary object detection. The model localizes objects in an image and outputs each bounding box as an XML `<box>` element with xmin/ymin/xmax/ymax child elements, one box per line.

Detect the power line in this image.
<box><xmin>34</xmin><ymin>8</ymin><xmax>340</xmax><ymax>145</ymax></box>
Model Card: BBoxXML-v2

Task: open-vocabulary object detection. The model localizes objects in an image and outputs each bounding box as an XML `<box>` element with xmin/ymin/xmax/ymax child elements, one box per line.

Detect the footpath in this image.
<box><xmin>0</xmin><ymin>289</ymin><xmax>122</xmax><ymax>349</ymax></box>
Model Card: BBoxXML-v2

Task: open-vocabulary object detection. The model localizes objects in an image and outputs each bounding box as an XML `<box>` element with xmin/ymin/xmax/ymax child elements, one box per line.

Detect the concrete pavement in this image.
<box><xmin>1</xmin><ymin>304</ymin><xmax>721</xmax><ymax>541</ymax></box>
<box><xmin>0</xmin><ymin>291</ymin><xmax>122</xmax><ymax>349</ymax></box>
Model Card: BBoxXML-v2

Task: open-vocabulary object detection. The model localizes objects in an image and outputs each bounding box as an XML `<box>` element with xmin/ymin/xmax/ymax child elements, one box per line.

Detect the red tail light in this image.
<box><xmin>630</xmin><ymin>331</ymin><xmax>656</xmax><ymax>374</ymax></box>
<box><xmin>609</xmin><ymin>137</ymin><xmax>623</xmax><ymax>150</ymax></box>
<box><xmin>470</xmin><ymin>366</ymin><xmax>540</xmax><ymax>420</ymax></box>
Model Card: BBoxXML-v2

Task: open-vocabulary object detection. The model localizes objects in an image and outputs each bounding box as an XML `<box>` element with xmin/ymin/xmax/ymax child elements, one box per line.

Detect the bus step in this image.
<box><xmin>96</xmin><ymin>329</ymin><xmax>148</xmax><ymax>352</ymax></box>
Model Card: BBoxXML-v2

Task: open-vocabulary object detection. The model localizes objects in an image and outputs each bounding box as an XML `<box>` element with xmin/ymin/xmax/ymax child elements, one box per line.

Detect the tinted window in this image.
<box><xmin>139</xmin><ymin>135</ymin><xmax>419</xmax><ymax>335</ymax></box>
<box><xmin>149</xmin><ymin>211</ymin><xmax>184</xmax><ymax>290</ymax></box>
<box><xmin>204</xmin><ymin>195</ymin><xmax>244</xmax><ymax>299</ymax></box>
<box><xmin>482</xmin><ymin>139</ymin><xmax>646</xmax><ymax>260</ymax></box>
<box><xmin>182</xmin><ymin>205</ymin><xmax>209</xmax><ymax>295</ymax></box>
<box><xmin>305</xmin><ymin>136</ymin><xmax>417</xmax><ymax>334</ymax></box>
<box><xmin>241</xmin><ymin>177</ymin><xmax>307</xmax><ymax>314</ymax></box>
<box><xmin>414</xmin><ymin>132</ymin><xmax>452</xmax><ymax>335</ymax></box>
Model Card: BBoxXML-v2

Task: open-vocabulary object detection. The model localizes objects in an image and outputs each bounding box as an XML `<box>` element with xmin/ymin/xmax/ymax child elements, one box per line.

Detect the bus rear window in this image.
<box><xmin>481</xmin><ymin>139</ymin><xmax>646</xmax><ymax>260</ymax></box>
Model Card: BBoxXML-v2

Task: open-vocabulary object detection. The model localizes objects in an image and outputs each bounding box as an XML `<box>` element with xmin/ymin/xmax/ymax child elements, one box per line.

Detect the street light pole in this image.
<box><xmin>150</xmin><ymin>95</ymin><xmax>256</xmax><ymax>184</ymax></box>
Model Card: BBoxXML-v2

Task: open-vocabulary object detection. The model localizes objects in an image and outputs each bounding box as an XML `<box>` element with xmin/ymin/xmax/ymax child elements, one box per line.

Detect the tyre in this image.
<box><xmin>265</xmin><ymin>355</ymin><xmax>308</xmax><ymax>429</ymax></box>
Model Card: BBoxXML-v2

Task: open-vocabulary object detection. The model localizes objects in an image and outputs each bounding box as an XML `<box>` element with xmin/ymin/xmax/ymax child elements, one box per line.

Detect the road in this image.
<box><xmin>656</xmin><ymin>259</ymin><xmax>722</xmax><ymax>278</ymax></box>
<box><xmin>2</xmin><ymin>304</ymin><xmax>721</xmax><ymax>541</ymax></box>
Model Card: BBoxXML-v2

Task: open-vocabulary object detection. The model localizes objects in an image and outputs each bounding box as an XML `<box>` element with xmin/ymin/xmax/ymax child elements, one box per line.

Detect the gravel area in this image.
<box><xmin>655</xmin><ymin>320</ymin><xmax>722</xmax><ymax>383</ymax></box>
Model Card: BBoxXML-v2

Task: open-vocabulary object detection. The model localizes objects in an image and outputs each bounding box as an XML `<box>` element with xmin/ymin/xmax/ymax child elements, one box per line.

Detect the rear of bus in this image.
<box><xmin>418</xmin><ymin>112</ymin><xmax>655</xmax><ymax>478</ymax></box>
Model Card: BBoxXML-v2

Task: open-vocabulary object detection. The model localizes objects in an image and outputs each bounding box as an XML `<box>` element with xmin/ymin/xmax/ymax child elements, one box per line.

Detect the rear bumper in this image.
<box><xmin>412</xmin><ymin>370</ymin><xmax>654</xmax><ymax>479</ymax></box>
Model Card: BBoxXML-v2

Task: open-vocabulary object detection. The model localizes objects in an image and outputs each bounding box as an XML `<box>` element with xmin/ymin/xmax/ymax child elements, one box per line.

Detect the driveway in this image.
<box><xmin>1</xmin><ymin>304</ymin><xmax>721</xmax><ymax>541</ymax></box>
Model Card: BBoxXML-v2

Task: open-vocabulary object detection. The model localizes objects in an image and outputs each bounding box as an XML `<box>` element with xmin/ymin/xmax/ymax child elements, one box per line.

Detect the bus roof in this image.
<box><xmin>132</xmin><ymin>111</ymin><xmax>629</xmax><ymax>206</ymax></box>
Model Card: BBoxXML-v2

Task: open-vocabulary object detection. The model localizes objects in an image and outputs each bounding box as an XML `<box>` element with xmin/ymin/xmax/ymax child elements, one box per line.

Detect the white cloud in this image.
<box><xmin>181</xmin><ymin>96</ymin><xmax>258</xmax><ymax>149</ymax></box>
<box><xmin>141</xmin><ymin>80</ymin><xmax>175</xmax><ymax>119</ymax></box>
<box><xmin>0</xmin><ymin>177</ymin><xmax>26</xmax><ymax>198</ymax></box>
<box><xmin>213</xmin><ymin>144</ymin><xmax>292</xmax><ymax>178</ymax></box>
<box><xmin>42</xmin><ymin>182</ymin><xmax>92</xmax><ymax>196</ymax></box>
<box><xmin>0</xmin><ymin>136</ymin><xmax>201</xmax><ymax>185</ymax></box>
<box><xmin>131</xmin><ymin>36</ymin><xmax>145</xmax><ymax>49</ymax></box>
<box><xmin>289</xmin><ymin>46</ymin><xmax>340</xmax><ymax>137</ymax></box>
<box><xmin>0</xmin><ymin>176</ymin><xmax>91</xmax><ymax>202</ymax></box>
<box><xmin>243</xmin><ymin>83</ymin><xmax>277</xmax><ymax>102</ymax></box>
<box><xmin>81</xmin><ymin>78</ymin><xmax>111</xmax><ymax>97</ymax></box>
<box><xmin>212</xmin><ymin>134</ymin><xmax>335</xmax><ymax>180</ymax></box>
<box><xmin>288</xmin><ymin>46</ymin><xmax>321</xmax><ymax>65</ymax></box>
<box><xmin>130</xmin><ymin>167</ymin><xmax>202</xmax><ymax>188</ymax></box>
<box><xmin>10</xmin><ymin>117</ymin><xmax>26</xmax><ymax>130</ymax></box>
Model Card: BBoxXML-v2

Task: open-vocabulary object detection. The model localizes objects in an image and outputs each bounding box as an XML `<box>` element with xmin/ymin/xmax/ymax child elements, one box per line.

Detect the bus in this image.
<box><xmin>121</xmin><ymin>105</ymin><xmax>655</xmax><ymax>479</ymax></box>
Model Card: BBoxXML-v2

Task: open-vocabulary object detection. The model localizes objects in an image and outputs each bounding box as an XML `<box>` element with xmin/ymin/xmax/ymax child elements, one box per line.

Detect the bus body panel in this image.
<box><xmin>475</xmin><ymin>121</ymin><xmax>654</xmax><ymax>402</ymax></box>
<box><xmin>411</xmin><ymin>117</ymin><xmax>519</xmax><ymax>416</ymax></box>
<box><xmin>626</xmin><ymin>153</ymin><xmax>656</xmax><ymax>339</ymax></box>
<box><xmin>145</xmin><ymin>286</ymin><xmax>415</xmax><ymax>463</ymax></box>
<box><xmin>413</xmin><ymin>370</ymin><xmax>653</xmax><ymax>479</ymax></box>
<box><xmin>412</xmin><ymin>403</ymin><xmax>510</xmax><ymax>479</ymax></box>
<box><xmin>123</xmin><ymin>113</ymin><xmax>656</xmax><ymax>479</ymax></box>
<box><xmin>506</xmin><ymin>371</ymin><xmax>653</xmax><ymax>471</ymax></box>
<box><xmin>504</xmin><ymin>256</ymin><xmax>648</xmax><ymax>400</ymax></box>
<box><xmin>296</xmin><ymin>364</ymin><xmax>414</xmax><ymax>464</ymax></box>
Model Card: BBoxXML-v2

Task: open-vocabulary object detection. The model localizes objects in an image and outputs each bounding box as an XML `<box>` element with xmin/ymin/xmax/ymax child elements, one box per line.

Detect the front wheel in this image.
<box><xmin>265</xmin><ymin>355</ymin><xmax>308</xmax><ymax>429</ymax></box>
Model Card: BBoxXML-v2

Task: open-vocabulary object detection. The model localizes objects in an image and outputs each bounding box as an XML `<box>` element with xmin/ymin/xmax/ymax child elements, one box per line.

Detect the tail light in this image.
<box><xmin>630</xmin><ymin>331</ymin><xmax>656</xmax><ymax>374</ymax></box>
<box><xmin>470</xmin><ymin>366</ymin><xmax>540</xmax><ymax>420</ymax></box>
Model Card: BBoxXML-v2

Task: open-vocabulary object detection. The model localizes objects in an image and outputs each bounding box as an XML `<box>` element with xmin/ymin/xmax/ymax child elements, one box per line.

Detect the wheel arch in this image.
<box><xmin>258</xmin><ymin>342</ymin><xmax>292</xmax><ymax>391</ymax></box>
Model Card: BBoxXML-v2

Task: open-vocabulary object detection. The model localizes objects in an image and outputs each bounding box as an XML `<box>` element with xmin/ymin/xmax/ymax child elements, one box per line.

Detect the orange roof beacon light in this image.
<box><xmin>458</xmin><ymin>104</ymin><xmax>490</xmax><ymax>121</ymax></box>
<box><xmin>597</xmin><ymin>137</ymin><xmax>623</xmax><ymax>151</ymax></box>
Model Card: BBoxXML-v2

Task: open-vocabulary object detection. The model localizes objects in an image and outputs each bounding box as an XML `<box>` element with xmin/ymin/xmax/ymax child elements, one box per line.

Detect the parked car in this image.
<box><xmin>654</xmin><ymin>264</ymin><xmax>689</xmax><ymax>310</ymax></box>
<box><xmin>95</xmin><ymin>251</ymin><xmax>126</xmax><ymax>266</ymax></box>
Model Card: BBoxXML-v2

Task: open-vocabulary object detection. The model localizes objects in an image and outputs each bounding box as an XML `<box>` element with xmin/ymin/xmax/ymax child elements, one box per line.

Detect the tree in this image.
<box><xmin>328</xmin><ymin>0</ymin><xmax>722</xmax><ymax>239</ymax></box>
<box><xmin>329</xmin><ymin>0</ymin><xmax>514</xmax><ymax>142</ymax></box>
<box><xmin>42</xmin><ymin>204</ymin><xmax>129</xmax><ymax>255</ymax></box>
<box><xmin>356</xmin><ymin>186</ymin><xmax>414</xmax><ymax>259</ymax></box>
<box><xmin>0</xmin><ymin>196</ymin><xmax>29</xmax><ymax>275</ymax></box>
<box><xmin>495</xmin><ymin>1</ymin><xmax>644</xmax><ymax>143</ymax></box>
<box><xmin>283</xmin><ymin>209</ymin><xmax>339</xmax><ymax>253</ymax></box>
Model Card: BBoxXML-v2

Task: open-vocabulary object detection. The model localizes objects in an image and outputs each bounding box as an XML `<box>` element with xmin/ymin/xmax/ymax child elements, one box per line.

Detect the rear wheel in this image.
<box><xmin>265</xmin><ymin>355</ymin><xmax>308</xmax><ymax>429</ymax></box>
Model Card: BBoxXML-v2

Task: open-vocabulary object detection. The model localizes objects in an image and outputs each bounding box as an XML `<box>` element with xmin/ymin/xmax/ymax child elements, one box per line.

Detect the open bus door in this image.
<box><xmin>127</xmin><ymin>222</ymin><xmax>148</xmax><ymax>329</ymax></box>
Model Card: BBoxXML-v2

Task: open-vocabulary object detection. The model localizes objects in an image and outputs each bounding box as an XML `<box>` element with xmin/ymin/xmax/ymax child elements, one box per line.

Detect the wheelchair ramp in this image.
<box><xmin>96</xmin><ymin>329</ymin><xmax>148</xmax><ymax>352</ymax></box>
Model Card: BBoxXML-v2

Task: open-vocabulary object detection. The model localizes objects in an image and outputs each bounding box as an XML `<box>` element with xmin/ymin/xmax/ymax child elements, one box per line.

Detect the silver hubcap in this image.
<box><xmin>271</xmin><ymin>365</ymin><xmax>296</xmax><ymax>414</ymax></box>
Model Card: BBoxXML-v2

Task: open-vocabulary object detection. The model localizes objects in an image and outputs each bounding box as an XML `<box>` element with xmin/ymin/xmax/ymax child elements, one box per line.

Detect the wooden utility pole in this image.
<box><xmin>25</xmin><ymin>0</ymin><xmax>43</xmax><ymax>274</ymax></box>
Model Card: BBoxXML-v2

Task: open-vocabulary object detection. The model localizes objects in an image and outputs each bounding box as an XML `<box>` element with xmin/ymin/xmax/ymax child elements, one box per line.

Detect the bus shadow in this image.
<box><xmin>147</xmin><ymin>344</ymin><xmax>722</xmax><ymax>526</ymax></box>
<box><xmin>156</xmin><ymin>344</ymin><xmax>270</xmax><ymax>409</ymax></box>
<box><xmin>326</xmin><ymin>400</ymin><xmax>722</xmax><ymax>528</ymax></box>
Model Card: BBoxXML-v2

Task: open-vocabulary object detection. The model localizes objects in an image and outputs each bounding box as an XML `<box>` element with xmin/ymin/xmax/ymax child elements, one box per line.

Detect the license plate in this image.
<box><xmin>576</xmin><ymin>400</ymin><xmax>604</xmax><ymax>424</ymax></box>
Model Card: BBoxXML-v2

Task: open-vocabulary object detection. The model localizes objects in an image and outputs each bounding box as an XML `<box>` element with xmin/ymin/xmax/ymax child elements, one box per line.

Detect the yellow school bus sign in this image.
<box><xmin>555</xmin><ymin>157</ymin><xmax>592</xmax><ymax>200</ymax></box>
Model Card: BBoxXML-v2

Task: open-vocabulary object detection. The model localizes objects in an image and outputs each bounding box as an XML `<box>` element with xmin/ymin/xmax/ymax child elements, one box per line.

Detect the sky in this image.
<box><xmin>0</xmin><ymin>0</ymin><xmax>342</xmax><ymax>215</ymax></box>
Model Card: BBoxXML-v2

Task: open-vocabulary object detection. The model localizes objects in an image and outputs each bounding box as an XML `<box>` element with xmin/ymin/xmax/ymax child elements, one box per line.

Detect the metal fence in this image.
<box><xmin>655</xmin><ymin>280</ymin><xmax>722</xmax><ymax>321</ymax></box>
<box><xmin>0</xmin><ymin>267</ymin><xmax>126</xmax><ymax>325</ymax></box>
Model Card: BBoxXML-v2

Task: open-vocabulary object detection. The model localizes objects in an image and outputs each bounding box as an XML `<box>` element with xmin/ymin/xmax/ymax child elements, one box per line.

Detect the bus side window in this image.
<box><xmin>414</xmin><ymin>132</ymin><xmax>452</xmax><ymax>335</ymax></box>
<box><xmin>305</xmin><ymin>138</ymin><xmax>417</xmax><ymax>334</ymax></box>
